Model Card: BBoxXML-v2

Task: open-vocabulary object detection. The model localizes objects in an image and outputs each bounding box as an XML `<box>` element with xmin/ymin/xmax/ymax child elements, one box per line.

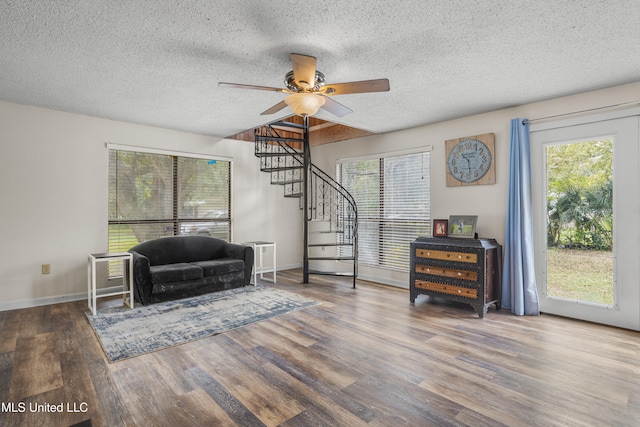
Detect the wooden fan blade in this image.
<box><xmin>290</xmin><ymin>53</ymin><xmax>317</xmax><ymax>89</ymax></box>
<box><xmin>219</xmin><ymin>82</ymin><xmax>287</xmax><ymax>92</ymax></box>
<box><xmin>260</xmin><ymin>100</ymin><xmax>288</xmax><ymax>115</ymax></box>
<box><xmin>323</xmin><ymin>78</ymin><xmax>390</xmax><ymax>95</ymax></box>
<box><xmin>320</xmin><ymin>96</ymin><xmax>353</xmax><ymax>118</ymax></box>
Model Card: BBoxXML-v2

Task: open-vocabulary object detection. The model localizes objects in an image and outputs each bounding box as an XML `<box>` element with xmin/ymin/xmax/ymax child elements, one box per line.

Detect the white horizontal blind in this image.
<box><xmin>337</xmin><ymin>151</ymin><xmax>430</xmax><ymax>271</ymax></box>
<box><xmin>176</xmin><ymin>157</ymin><xmax>230</xmax><ymax>240</ymax></box>
<box><xmin>108</xmin><ymin>150</ymin><xmax>231</xmax><ymax>275</ymax></box>
<box><xmin>338</xmin><ymin>158</ymin><xmax>381</xmax><ymax>266</ymax></box>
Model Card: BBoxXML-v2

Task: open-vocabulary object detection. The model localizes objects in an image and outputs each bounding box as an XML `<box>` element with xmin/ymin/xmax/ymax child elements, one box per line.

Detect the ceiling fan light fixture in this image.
<box><xmin>220</xmin><ymin>53</ymin><xmax>388</xmax><ymax>118</ymax></box>
<box><xmin>284</xmin><ymin>92</ymin><xmax>326</xmax><ymax>116</ymax></box>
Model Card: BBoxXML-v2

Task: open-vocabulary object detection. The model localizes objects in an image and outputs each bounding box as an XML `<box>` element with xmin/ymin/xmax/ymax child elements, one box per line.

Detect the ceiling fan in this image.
<box><xmin>218</xmin><ymin>53</ymin><xmax>390</xmax><ymax>118</ymax></box>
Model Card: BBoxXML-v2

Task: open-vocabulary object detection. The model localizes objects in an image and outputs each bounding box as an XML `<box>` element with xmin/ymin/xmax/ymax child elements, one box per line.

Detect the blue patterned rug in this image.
<box><xmin>86</xmin><ymin>286</ymin><xmax>319</xmax><ymax>362</ymax></box>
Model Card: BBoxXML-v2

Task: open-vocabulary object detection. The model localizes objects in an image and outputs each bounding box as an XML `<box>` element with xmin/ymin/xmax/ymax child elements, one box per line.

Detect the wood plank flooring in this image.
<box><xmin>1</xmin><ymin>268</ymin><xmax>640</xmax><ymax>426</ymax></box>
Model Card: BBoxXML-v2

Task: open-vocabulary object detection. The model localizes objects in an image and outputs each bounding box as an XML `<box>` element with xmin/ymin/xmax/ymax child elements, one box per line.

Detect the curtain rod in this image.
<box><xmin>524</xmin><ymin>100</ymin><xmax>640</xmax><ymax>124</ymax></box>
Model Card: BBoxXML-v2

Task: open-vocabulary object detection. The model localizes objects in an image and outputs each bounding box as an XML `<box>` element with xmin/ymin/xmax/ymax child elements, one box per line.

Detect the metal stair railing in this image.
<box><xmin>254</xmin><ymin>126</ymin><xmax>304</xmax><ymax>198</ymax></box>
<box><xmin>253</xmin><ymin>123</ymin><xmax>358</xmax><ymax>287</ymax></box>
<box><xmin>307</xmin><ymin>163</ymin><xmax>358</xmax><ymax>286</ymax></box>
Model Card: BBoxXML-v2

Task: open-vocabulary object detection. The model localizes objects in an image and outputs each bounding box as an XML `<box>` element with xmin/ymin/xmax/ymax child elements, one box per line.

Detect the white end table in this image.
<box><xmin>241</xmin><ymin>241</ymin><xmax>276</xmax><ymax>285</ymax></box>
<box><xmin>87</xmin><ymin>252</ymin><xmax>134</xmax><ymax>315</ymax></box>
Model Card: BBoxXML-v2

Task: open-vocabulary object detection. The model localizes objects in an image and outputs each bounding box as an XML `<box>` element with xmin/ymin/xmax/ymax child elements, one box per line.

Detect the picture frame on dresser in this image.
<box><xmin>448</xmin><ymin>215</ymin><xmax>477</xmax><ymax>238</ymax></box>
<box><xmin>433</xmin><ymin>219</ymin><xmax>448</xmax><ymax>237</ymax></box>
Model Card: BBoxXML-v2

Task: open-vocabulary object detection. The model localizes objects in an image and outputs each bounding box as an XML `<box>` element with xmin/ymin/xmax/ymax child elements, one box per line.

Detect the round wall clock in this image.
<box><xmin>445</xmin><ymin>133</ymin><xmax>495</xmax><ymax>186</ymax></box>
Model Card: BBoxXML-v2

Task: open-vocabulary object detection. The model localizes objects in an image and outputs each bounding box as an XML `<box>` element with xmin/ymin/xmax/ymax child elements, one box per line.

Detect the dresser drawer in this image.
<box><xmin>415</xmin><ymin>248</ymin><xmax>477</xmax><ymax>263</ymax></box>
<box><xmin>415</xmin><ymin>280</ymin><xmax>478</xmax><ymax>299</ymax></box>
<box><xmin>415</xmin><ymin>264</ymin><xmax>478</xmax><ymax>281</ymax></box>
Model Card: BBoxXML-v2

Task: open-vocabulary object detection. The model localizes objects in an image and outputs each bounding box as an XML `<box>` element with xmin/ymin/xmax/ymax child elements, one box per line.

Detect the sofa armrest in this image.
<box><xmin>129</xmin><ymin>250</ymin><xmax>153</xmax><ymax>304</ymax></box>
<box><xmin>223</xmin><ymin>242</ymin><xmax>254</xmax><ymax>286</ymax></box>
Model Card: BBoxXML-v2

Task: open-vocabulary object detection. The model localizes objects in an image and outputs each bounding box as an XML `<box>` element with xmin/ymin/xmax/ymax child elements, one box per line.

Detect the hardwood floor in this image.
<box><xmin>1</xmin><ymin>269</ymin><xmax>640</xmax><ymax>426</ymax></box>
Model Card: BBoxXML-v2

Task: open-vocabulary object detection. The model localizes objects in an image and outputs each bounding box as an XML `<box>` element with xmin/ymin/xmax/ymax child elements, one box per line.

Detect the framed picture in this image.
<box><xmin>448</xmin><ymin>215</ymin><xmax>478</xmax><ymax>239</ymax></box>
<box><xmin>433</xmin><ymin>219</ymin><xmax>448</xmax><ymax>237</ymax></box>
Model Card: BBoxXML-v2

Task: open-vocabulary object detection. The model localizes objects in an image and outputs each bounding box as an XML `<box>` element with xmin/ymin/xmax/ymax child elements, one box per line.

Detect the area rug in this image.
<box><xmin>86</xmin><ymin>286</ymin><xmax>319</xmax><ymax>362</ymax></box>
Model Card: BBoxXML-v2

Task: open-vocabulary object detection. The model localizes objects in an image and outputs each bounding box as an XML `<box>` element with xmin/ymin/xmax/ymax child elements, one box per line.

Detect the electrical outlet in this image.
<box><xmin>41</xmin><ymin>264</ymin><xmax>51</xmax><ymax>275</ymax></box>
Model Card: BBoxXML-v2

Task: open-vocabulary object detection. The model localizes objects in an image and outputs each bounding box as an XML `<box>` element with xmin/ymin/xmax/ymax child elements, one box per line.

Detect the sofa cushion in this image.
<box><xmin>130</xmin><ymin>235</ymin><xmax>228</xmax><ymax>265</ymax></box>
<box><xmin>150</xmin><ymin>263</ymin><xmax>203</xmax><ymax>284</ymax></box>
<box><xmin>192</xmin><ymin>258</ymin><xmax>244</xmax><ymax>277</ymax></box>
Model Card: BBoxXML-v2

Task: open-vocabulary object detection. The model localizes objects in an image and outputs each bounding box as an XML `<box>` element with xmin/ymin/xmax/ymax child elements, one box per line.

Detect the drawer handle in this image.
<box><xmin>457</xmin><ymin>289</ymin><xmax>462</xmax><ymax>293</ymax></box>
<box><xmin>457</xmin><ymin>272</ymin><xmax>461</xmax><ymax>276</ymax></box>
<box><xmin>426</xmin><ymin>251</ymin><xmax>431</xmax><ymax>256</ymax></box>
<box><xmin>458</xmin><ymin>255</ymin><xmax>462</xmax><ymax>259</ymax></box>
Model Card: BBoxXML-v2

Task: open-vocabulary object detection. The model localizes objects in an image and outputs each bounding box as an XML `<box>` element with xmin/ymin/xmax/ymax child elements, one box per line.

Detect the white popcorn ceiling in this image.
<box><xmin>0</xmin><ymin>0</ymin><xmax>638</xmax><ymax>138</ymax></box>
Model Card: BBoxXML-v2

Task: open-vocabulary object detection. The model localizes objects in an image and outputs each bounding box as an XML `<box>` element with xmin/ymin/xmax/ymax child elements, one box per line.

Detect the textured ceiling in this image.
<box><xmin>1</xmin><ymin>1</ymin><xmax>639</xmax><ymax>139</ymax></box>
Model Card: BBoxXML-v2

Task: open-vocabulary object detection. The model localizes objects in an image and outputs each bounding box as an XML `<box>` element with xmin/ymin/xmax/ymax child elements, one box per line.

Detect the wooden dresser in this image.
<box><xmin>410</xmin><ymin>237</ymin><xmax>502</xmax><ymax>318</ymax></box>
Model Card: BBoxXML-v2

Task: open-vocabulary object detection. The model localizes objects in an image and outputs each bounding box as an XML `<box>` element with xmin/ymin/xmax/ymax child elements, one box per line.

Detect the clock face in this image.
<box><xmin>447</xmin><ymin>138</ymin><xmax>492</xmax><ymax>183</ymax></box>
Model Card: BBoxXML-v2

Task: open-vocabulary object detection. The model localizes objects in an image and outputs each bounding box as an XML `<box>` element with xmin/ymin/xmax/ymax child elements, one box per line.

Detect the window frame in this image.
<box><xmin>107</xmin><ymin>143</ymin><xmax>233</xmax><ymax>251</ymax></box>
<box><xmin>336</xmin><ymin>147</ymin><xmax>431</xmax><ymax>272</ymax></box>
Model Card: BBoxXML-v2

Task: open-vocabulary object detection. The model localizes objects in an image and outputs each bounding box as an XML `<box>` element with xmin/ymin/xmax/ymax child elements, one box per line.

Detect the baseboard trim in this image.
<box><xmin>0</xmin><ymin>268</ymin><xmax>407</xmax><ymax>311</ymax></box>
<box><xmin>0</xmin><ymin>286</ymin><xmax>123</xmax><ymax>312</ymax></box>
<box><xmin>0</xmin><ymin>266</ymin><xmax>306</xmax><ymax>312</ymax></box>
<box><xmin>277</xmin><ymin>263</ymin><xmax>302</xmax><ymax>271</ymax></box>
<box><xmin>356</xmin><ymin>273</ymin><xmax>408</xmax><ymax>289</ymax></box>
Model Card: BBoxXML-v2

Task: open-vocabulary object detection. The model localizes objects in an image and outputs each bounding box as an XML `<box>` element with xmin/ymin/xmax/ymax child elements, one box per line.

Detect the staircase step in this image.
<box><xmin>284</xmin><ymin>193</ymin><xmax>303</xmax><ymax>198</ymax></box>
<box><xmin>261</xmin><ymin>166</ymin><xmax>303</xmax><ymax>172</ymax></box>
<box><xmin>255</xmin><ymin>152</ymin><xmax>302</xmax><ymax>158</ymax></box>
<box><xmin>307</xmin><ymin>269</ymin><xmax>356</xmax><ymax>277</ymax></box>
<box><xmin>256</xmin><ymin>136</ymin><xmax>304</xmax><ymax>143</ymax></box>
<box><xmin>271</xmin><ymin>121</ymin><xmax>307</xmax><ymax>130</ymax></box>
<box><xmin>273</xmin><ymin>178</ymin><xmax>303</xmax><ymax>185</ymax></box>
<box><xmin>308</xmin><ymin>243</ymin><xmax>354</xmax><ymax>247</ymax></box>
<box><xmin>308</xmin><ymin>256</ymin><xmax>355</xmax><ymax>261</ymax></box>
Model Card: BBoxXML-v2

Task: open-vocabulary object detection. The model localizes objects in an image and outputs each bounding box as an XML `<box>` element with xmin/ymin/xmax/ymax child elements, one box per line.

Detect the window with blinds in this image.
<box><xmin>108</xmin><ymin>149</ymin><xmax>231</xmax><ymax>258</ymax></box>
<box><xmin>337</xmin><ymin>151</ymin><xmax>430</xmax><ymax>271</ymax></box>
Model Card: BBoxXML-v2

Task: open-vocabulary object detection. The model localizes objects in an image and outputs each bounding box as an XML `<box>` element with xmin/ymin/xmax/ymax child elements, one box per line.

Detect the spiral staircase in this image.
<box><xmin>254</xmin><ymin>117</ymin><xmax>358</xmax><ymax>288</ymax></box>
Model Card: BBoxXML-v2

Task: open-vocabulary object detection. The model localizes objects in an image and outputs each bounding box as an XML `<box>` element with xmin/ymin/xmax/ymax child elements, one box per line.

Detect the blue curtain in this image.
<box><xmin>502</xmin><ymin>118</ymin><xmax>539</xmax><ymax>315</ymax></box>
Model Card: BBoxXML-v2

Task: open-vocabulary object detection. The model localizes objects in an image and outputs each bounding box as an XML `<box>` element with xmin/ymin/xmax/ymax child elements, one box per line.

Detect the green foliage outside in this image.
<box><xmin>546</xmin><ymin>139</ymin><xmax>612</xmax><ymax>250</ymax></box>
<box><xmin>545</xmin><ymin>139</ymin><xmax>614</xmax><ymax>304</ymax></box>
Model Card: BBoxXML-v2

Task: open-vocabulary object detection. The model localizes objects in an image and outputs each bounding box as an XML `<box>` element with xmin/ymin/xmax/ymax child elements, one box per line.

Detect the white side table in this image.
<box><xmin>87</xmin><ymin>252</ymin><xmax>134</xmax><ymax>315</ymax></box>
<box><xmin>241</xmin><ymin>241</ymin><xmax>276</xmax><ymax>285</ymax></box>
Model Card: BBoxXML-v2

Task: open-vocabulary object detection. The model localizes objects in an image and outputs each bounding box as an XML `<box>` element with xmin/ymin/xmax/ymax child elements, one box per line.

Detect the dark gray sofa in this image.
<box><xmin>129</xmin><ymin>235</ymin><xmax>254</xmax><ymax>305</ymax></box>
